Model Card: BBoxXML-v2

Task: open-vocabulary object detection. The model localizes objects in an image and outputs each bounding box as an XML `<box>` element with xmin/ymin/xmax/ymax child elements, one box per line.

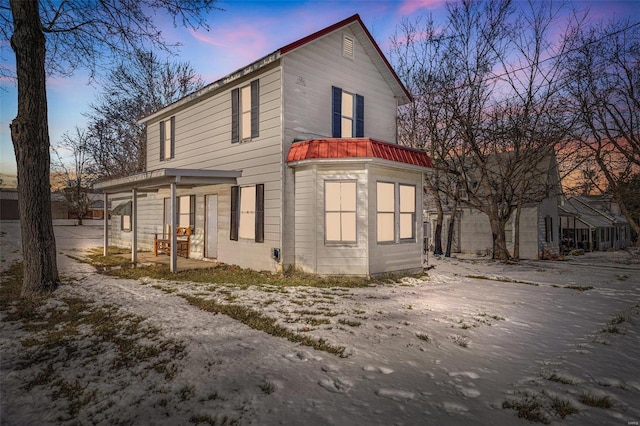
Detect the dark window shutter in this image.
<box><xmin>332</xmin><ymin>86</ymin><xmax>342</xmax><ymax>137</ymax></box>
<box><xmin>255</xmin><ymin>184</ymin><xmax>264</xmax><ymax>243</ymax></box>
<box><xmin>355</xmin><ymin>94</ymin><xmax>364</xmax><ymax>137</ymax></box>
<box><xmin>170</xmin><ymin>116</ymin><xmax>176</xmax><ymax>158</ymax></box>
<box><xmin>189</xmin><ymin>195</ymin><xmax>196</xmax><ymax>230</ymax></box>
<box><xmin>230</xmin><ymin>186</ymin><xmax>239</xmax><ymax>240</ymax></box>
<box><xmin>231</xmin><ymin>88</ymin><xmax>239</xmax><ymax>143</ymax></box>
<box><xmin>251</xmin><ymin>80</ymin><xmax>260</xmax><ymax>139</ymax></box>
<box><xmin>159</xmin><ymin>121</ymin><xmax>165</xmax><ymax>160</ymax></box>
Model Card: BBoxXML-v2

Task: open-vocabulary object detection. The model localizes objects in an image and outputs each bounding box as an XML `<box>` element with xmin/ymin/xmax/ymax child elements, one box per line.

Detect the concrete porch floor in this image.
<box><xmin>118</xmin><ymin>251</ymin><xmax>219</xmax><ymax>270</ymax></box>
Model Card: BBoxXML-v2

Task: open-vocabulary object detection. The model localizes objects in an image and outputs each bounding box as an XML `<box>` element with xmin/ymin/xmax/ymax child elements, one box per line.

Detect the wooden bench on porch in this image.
<box><xmin>154</xmin><ymin>226</ymin><xmax>191</xmax><ymax>259</ymax></box>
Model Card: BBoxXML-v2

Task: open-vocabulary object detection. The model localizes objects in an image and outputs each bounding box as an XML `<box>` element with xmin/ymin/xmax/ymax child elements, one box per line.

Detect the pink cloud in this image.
<box><xmin>398</xmin><ymin>0</ymin><xmax>446</xmax><ymax>15</ymax></box>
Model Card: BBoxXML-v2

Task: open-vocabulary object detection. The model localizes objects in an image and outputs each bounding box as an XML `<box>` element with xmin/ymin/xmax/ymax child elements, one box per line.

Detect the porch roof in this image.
<box><xmin>93</xmin><ymin>168</ymin><xmax>241</xmax><ymax>193</ymax></box>
<box><xmin>286</xmin><ymin>138</ymin><xmax>434</xmax><ymax>168</ymax></box>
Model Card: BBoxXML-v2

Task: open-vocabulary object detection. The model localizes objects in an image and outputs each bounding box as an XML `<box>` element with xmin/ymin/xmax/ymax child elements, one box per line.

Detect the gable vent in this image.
<box><xmin>343</xmin><ymin>35</ymin><xmax>354</xmax><ymax>59</ymax></box>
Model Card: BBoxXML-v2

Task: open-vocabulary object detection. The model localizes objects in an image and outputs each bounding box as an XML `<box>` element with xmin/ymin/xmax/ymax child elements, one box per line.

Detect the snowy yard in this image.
<box><xmin>1</xmin><ymin>220</ymin><xmax>639</xmax><ymax>425</ymax></box>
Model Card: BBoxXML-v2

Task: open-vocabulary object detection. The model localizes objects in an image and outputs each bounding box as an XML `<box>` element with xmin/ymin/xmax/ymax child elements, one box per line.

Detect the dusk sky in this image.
<box><xmin>1</xmin><ymin>0</ymin><xmax>638</xmax><ymax>175</ymax></box>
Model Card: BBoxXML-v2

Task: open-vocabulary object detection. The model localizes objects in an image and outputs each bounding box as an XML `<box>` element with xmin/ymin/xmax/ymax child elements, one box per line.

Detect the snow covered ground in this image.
<box><xmin>1</xmin><ymin>220</ymin><xmax>639</xmax><ymax>425</ymax></box>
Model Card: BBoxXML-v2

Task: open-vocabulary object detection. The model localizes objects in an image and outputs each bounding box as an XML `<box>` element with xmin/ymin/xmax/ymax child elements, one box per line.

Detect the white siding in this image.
<box><xmin>368</xmin><ymin>165</ymin><xmax>424</xmax><ymax>275</ymax></box>
<box><xmin>142</xmin><ymin>65</ymin><xmax>283</xmax><ymax>272</ymax></box>
<box><xmin>281</xmin><ymin>27</ymin><xmax>399</xmax><ymax>151</ymax></box>
<box><xmin>292</xmin><ymin>166</ymin><xmax>316</xmax><ymax>273</ymax></box>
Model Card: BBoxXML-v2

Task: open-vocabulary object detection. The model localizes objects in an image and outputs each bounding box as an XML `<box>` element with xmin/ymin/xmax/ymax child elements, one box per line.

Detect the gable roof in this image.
<box><xmin>140</xmin><ymin>14</ymin><xmax>410</xmax><ymax>124</ymax></box>
<box><xmin>286</xmin><ymin>138</ymin><xmax>433</xmax><ymax>168</ymax></box>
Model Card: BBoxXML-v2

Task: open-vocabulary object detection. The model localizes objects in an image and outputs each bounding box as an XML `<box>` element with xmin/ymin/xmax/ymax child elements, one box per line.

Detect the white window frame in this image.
<box><xmin>341</xmin><ymin>91</ymin><xmax>354</xmax><ymax>138</ymax></box>
<box><xmin>325</xmin><ymin>180</ymin><xmax>357</xmax><ymax>244</ymax></box>
<box><xmin>377</xmin><ymin>182</ymin><xmax>395</xmax><ymax>243</ymax></box>
<box><xmin>399</xmin><ymin>184</ymin><xmax>416</xmax><ymax>241</ymax></box>
<box><xmin>240</xmin><ymin>84</ymin><xmax>252</xmax><ymax>141</ymax></box>
<box><xmin>377</xmin><ymin>182</ymin><xmax>417</xmax><ymax>244</ymax></box>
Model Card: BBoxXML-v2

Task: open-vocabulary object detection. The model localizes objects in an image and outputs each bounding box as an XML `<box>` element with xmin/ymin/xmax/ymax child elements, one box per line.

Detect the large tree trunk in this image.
<box><xmin>488</xmin><ymin>204</ymin><xmax>510</xmax><ymax>261</ymax></box>
<box><xmin>445</xmin><ymin>199</ymin><xmax>458</xmax><ymax>257</ymax></box>
<box><xmin>10</xmin><ymin>0</ymin><xmax>60</xmax><ymax>296</ymax></box>
<box><xmin>513</xmin><ymin>204</ymin><xmax>521</xmax><ymax>260</ymax></box>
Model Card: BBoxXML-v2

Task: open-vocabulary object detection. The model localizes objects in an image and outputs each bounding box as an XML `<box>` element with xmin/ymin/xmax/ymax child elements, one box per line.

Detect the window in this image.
<box><xmin>164</xmin><ymin>195</ymin><xmax>195</xmax><ymax>232</ymax></box>
<box><xmin>159</xmin><ymin>117</ymin><xmax>175</xmax><ymax>161</ymax></box>
<box><xmin>544</xmin><ymin>216</ymin><xmax>553</xmax><ymax>242</ymax></box>
<box><xmin>399</xmin><ymin>184</ymin><xmax>416</xmax><ymax>240</ymax></box>
<box><xmin>343</xmin><ymin>34</ymin><xmax>354</xmax><ymax>59</ymax></box>
<box><xmin>325</xmin><ymin>181</ymin><xmax>356</xmax><ymax>243</ymax></box>
<box><xmin>332</xmin><ymin>86</ymin><xmax>364</xmax><ymax>138</ymax></box>
<box><xmin>230</xmin><ymin>184</ymin><xmax>264</xmax><ymax>242</ymax></box>
<box><xmin>232</xmin><ymin>80</ymin><xmax>259</xmax><ymax>143</ymax></box>
<box><xmin>377</xmin><ymin>182</ymin><xmax>395</xmax><ymax>243</ymax></box>
<box><xmin>377</xmin><ymin>182</ymin><xmax>416</xmax><ymax>243</ymax></box>
<box><xmin>118</xmin><ymin>201</ymin><xmax>132</xmax><ymax>232</ymax></box>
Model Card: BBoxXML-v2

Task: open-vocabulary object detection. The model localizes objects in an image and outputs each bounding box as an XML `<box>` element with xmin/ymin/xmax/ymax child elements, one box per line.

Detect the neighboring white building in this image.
<box><xmin>559</xmin><ymin>195</ymin><xmax>631</xmax><ymax>252</ymax></box>
<box><xmin>95</xmin><ymin>15</ymin><xmax>433</xmax><ymax>275</ymax></box>
<box><xmin>424</xmin><ymin>151</ymin><xmax>562</xmax><ymax>260</ymax></box>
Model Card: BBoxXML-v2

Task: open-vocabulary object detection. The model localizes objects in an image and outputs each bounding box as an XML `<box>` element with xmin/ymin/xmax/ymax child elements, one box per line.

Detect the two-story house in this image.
<box><xmin>95</xmin><ymin>14</ymin><xmax>433</xmax><ymax>275</ymax></box>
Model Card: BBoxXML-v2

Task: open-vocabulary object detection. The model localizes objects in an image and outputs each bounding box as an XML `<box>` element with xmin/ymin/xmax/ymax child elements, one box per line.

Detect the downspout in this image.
<box><xmin>278</xmin><ymin>61</ymin><xmax>285</xmax><ymax>274</ymax></box>
<box><xmin>103</xmin><ymin>193</ymin><xmax>109</xmax><ymax>256</ymax></box>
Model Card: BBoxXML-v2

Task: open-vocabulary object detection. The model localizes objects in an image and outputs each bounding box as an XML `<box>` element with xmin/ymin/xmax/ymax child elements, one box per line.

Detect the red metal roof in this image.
<box><xmin>286</xmin><ymin>138</ymin><xmax>433</xmax><ymax>168</ymax></box>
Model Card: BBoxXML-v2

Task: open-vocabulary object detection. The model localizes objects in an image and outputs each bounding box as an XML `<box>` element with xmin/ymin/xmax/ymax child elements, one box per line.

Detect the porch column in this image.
<box><xmin>131</xmin><ymin>188</ymin><xmax>137</xmax><ymax>263</ymax></box>
<box><xmin>170</xmin><ymin>182</ymin><xmax>177</xmax><ymax>273</ymax></box>
<box><xmin>103</xmin><ymin>193</ymin><xmax>109</xmax><ymax>256</ymax></box>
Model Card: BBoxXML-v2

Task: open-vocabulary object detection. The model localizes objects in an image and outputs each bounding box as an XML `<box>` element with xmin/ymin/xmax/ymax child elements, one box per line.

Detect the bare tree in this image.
<box><xmin>393</xmin><ymin>0</ymin><xmax>570</xmax><ymax>261</ymax></box>
<box><xmin>52</xmin><ymin>127</ymin><xmax>95</xmax><ymax>225</ymax></box>
<box><xmin>391</xmin><ymin>16</ymin><xmax>457</xmax><ymax>256</ymax></box>
<box><xmin>562</xmin><ymin>16</ymin><xmax>640</xmax><ymax>244</ymax></box>
<box><xmin>86</xmin><ymin>51</ymin><xmax>204</xmax><ymax>179</ymax></box>
<box><xmin>1</xmin><ymin>0</ymin><xmax>220</xmax><ymax>296</ymax></box>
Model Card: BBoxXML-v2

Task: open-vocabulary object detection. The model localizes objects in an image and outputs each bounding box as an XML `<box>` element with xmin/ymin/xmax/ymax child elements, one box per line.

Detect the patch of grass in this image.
<box><xmin>178</xmin><ymin>385</ymin><xmax>195</xmax><ymax>401</ymax></box>
<box><xmin>547</xmin><ymin>373</ymin><xmax>577</xmax><ymax>385</ymax></box>
<box><xmin>466</xmin><ymin>274</ymin><xmax>539</xmax><ymax>286</ymax></box>
<box><xmin>416</xmin><ymin>333</ymin><xmax>430</xmax><ymax>342</ymax></box>
<box><xmin>259</xmin><ymin>381</ymin><xmax>275</xmax><ymax>394</ymax></box>
<box><xmin>503</xmin><ymin>394</ymin><xmax>550</xmax><ymax>424</ymax></box>
<box><xmin>551</xmin><ymin>397</ymin><xmax>579</xmax><ymax>418</ymax></box>
<box><xmin>96</xmin><ymin>261</ymin><xmax>373</xmax><ymax>289</ymax></box>
<box><xmin>564</xmin><ymin>285</ymin><xmax>593</xmax><ymax>292</ymax></box>
<box><xmin>189</xmin><ymin>414</ymin><xmax>239</xmax><ymax>425</ymax></box>
<box><xmin>451</xmin><ymin>334</ymin><xmax>469</xmax><ymax>348</ymax></box>
<box><xmin>338</xmin><ymin>319</ymin><xmax>362</xmax><ymax>327</ymax></box>
<box><xmin>303</xmin><ymin>317</ymin><xmax>331</xmax><ymax>326</ymax></box>
<box><xmin>600</xmin><ymin>325</ymin><xmax>623</xmax><ymax>334</ymax></box>
<box><xmin>179</xmin><ymin>294</ymin><xmax>346</xmax><ymax>357</ymax></box>
<box><xmin>608</xmin><ymin>314</ymin><xmax>626</xmax><ymax>325</ymax></box>
<box><xmin>0</xmin><ymin>261</ymin><xmax>187</xmax><ymax>419</ymax></box>
<box><xmin>580</xmin><ymin>392</ymin><xmax>613</xmax><ymax>408</ymax></box>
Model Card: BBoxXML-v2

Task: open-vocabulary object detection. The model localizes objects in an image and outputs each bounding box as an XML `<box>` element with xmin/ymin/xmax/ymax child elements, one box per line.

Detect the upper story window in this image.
<box><xmin>159</xmin><ymin>117</ymin><xmax>175</xmax><ymax>161</ymax></box>
<box><xmin>232</xmin><ymin>80</ymin><xmax>260</xmax><ymax>143</ymax></box>
<box><xmin>332</xmin><ymin>86</ymin><xmax>363</xmax><ymax>138</ymax></box>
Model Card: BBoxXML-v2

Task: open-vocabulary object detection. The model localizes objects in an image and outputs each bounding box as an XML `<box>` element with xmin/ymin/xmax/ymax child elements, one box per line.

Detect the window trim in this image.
<box><xmin>332</xmin><ymin>86</ymin><xmax>364</xmax><ymax>138</ymax></box>
<box><xmin>230</xmin><ymin>184</ymin><xmax>264</xmax><ymax>243</ymax></box>
<box><xmin>231</xmin><ymin>80</ymin><xmax>260</xmax><ymax>143</ymax></box>
<box><xmin>163</xmin><ymin>195</ymin><xmax>195</xmax><ymax>233</ymax></box>
<box><xmin>399</xmin><ymin>184</ymin><xmax>416</xmax><ymax>242</ymax></box>
<box><xmin>159</xmin><ymin>116</ymin><xmax>175</xmax><ymax>161</ymax></box>
<box><xmin>377</xmin><ymin>182</ymin><xmax>417</xmax><ymax>244</ymax></box>
<box><xmin>324</xmin><ymin>180</ymin><xmax>357</xmax><ymax>245</ymax></box>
